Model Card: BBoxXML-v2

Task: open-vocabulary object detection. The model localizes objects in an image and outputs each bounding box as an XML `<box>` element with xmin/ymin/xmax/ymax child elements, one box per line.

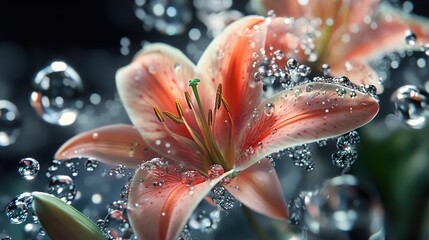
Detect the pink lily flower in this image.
<box><xmin>253</xmin><ymin>0</ymin><xmax>429</xmax><ymax>93</ymax></box>
<box><xmin>54</xmin><ymin>16</ymin><xmax>379</xmax><ymax>240</ymax></box>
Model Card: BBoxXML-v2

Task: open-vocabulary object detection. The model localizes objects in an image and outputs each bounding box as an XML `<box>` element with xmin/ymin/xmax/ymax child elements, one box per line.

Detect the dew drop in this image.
<box><xmin>17</xmin><ymin>158</ymin><xmax>40</xmax><ymax>180</ymax></box>
<box><xmin>208</xmin><ymin>164</ymin><xmax>224</xmax><ymax>179</ymax></box>
<box><xmin>0</xmin><ymin>100</ymin><xmax>22</xmax><ymax>146</ymax></box>
<box><xmin>181</xmin><ymin>170</ymin><xmax>206</xmax><ymax>186</ymax></box>
<box><xmin>6</xmin><ymin>192</ymin><xmax>33</xmax><ymax>224</ymax></box>
<box><xmin>48</xmin><ymin>175</ymin><xmax>76</xmax><ymax>204</ymax></box>
<box><xmin>391</xmin><ymin>85</ymin><xmax>429</xmax><ymax>129</ymax></box>
<box><xmin>30</xmin><ymin>61</ymin><xmax>84</xmax><ymax>126</ymax></box>
<box><xmin>263</xmin><ymin>103</ymin><xmax>275</xmax><ymax>117</ymax></box>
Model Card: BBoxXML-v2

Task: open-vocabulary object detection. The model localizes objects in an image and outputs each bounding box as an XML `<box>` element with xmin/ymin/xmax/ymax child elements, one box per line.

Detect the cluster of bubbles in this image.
<box><xmin>211</xmin><ymin>186</ymin><xmax>235</xmax><ymax>211</ymax></box>
<box><xmin>284</xmin><ymin>144</ymin><xmax>315</xmax><ymax>171</ymax></box>
<box><xmin>189</xmin><ymin>209</ymin><xmax>221</xmax><ymax>233</ymax></box>
<box><xmin>331</xmin><ymin>131</ymin><xmax>360</xmax><ymax>173</ymax></box>
<box><xmin>391</xmin><ymin>85</ymin><xmax>429</xmax><ymax>129</ymax></box>
<box><xmin>288</xmin><ymin>175</ymin><xmax>385</xmax><ymax>240</ymax></box>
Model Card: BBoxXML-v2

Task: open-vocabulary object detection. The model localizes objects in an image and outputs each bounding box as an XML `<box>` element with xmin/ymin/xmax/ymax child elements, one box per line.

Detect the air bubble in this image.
<box><xmin>303</xmin><ymin>175</ymin><xmax>385</xmax><ymax>239</ymax></box>
<box><xmin>17</xmin><ymin>158</ymin><xmax>40</xmax><ymax>180</ymax></box>
<box><xmin>30</xmin><ymin>61</ymin><xmax>84</xmax><ymax>126</ymax></box>
<box><xmin>405</xmin><ymin>30</ymin><xmax>417</xmax><ymax>46</ymax></box>
<box><xmin>286</xmin><ymin>144</ymin><xmax>314</xmax><ymax>171</ymax></box>
<box><xmin>48</xmin><ymin>175</ymin><xmax>76</xmax><ymax>204</ymax></box>
<box><xmin>84</xmin><ymin>159</ymin><xmax>99</xmax><ymax>171</ymax></box>
<box><xmin>322</xmin><ymin>63</ymin><xmax>330</xmax><ymax>76</ymax></box>
<box><xmin>0</xmin><ymin>100</ymin><xmax>21</xmax><ymax>146</ymax></box>
<box><xmin>6</xmin><ymin>192</ymin><xmax>33</xmax><ymax>224</ymax></box>
<box><xmin>391</xmin><ymin>85</ymin><xmax>429</xmax><ymax>129</ymax></box>
<box><xmin>336</xmin><ymin>131</ymin><xmax>360</xmax><ymax>151</ymax></box>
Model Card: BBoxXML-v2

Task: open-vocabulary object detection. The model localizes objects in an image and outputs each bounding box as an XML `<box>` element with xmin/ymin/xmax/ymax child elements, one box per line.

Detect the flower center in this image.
<box><xmin>153</xmin><ymin>78</ymin><xmax>234</xmax><ymax>174</ymax></box>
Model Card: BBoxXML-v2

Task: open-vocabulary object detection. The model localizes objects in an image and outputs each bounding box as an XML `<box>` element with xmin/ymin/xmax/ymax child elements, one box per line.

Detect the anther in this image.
<box><xmin>153</xmin><ymin>107</ymin><xmax>165</xmax><ymax>122</ymax></box>
<box><xmin>185</xmin><ymin>91</ymin><xmax>193</xmax><ymax>109</ymax></box>
<box><xmin>163</xmin><ymin>111</ymin><xmax>183</xmax><ymax>125</ymax></box>
<box><xmin>221</xmin><ymin>97</ymin><xmax>229</xmax><ymax>112</ymax></box>
<box><xmin>208</xmin><ymin>109</ymin><xmax>213</xmax><ymax>126</ymax></box>
<box><xmin>175</xmin><ymin>100</ymin><xmax>184</xmax><ymax>117</ymax></box>
<box><xmin>215</xmin><ymin>92</ymin><xmax>222</xmax><ymax>109</ymax></box>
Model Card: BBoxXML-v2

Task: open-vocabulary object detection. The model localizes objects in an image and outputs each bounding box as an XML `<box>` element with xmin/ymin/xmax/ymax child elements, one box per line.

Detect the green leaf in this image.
<box><xmin>31</xmin><ymin>191</ymin><xmax>106</xmax><ymax>240</ymax></box>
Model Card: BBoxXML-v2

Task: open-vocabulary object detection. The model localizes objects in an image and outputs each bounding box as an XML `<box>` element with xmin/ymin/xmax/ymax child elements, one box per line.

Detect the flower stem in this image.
<box><xmin>241</xmin><ymin>205</ymin><xmax>270</xmax><ymax>240</ymax></box>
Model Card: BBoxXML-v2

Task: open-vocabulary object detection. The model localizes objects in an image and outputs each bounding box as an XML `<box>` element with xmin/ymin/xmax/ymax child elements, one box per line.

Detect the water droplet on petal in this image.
<box><xmin>17</xmin><ymin>158</ymin><xmax>40</xmax><ymax>180</ymax></box>
<box><xmin>264</xmin><ymin>103</ymin><xmax>275</xmax><ymax>117</ymax></box>
<box><xmin>208</xmin><ymin>164</ymin><xmax>224</xmax><ymax>179</ymax></box>
<box><xmin>0</xmin><ymin>100</ymin><xmax>21</xmax><ymax>146</ymax></box>
<box><xmin>181</xmin><ymin>170</ymin><xmax>206</xmax><ymax>186</ymax></box>
<box><xmin>391</xmin><ymin>85</ymin><xmax>429</xmax><ymax>129</ymax></box>
<box><xmin>30</xmin><ymin>61</ymin><xmax>84</xmax><ymax>126</ymax></box>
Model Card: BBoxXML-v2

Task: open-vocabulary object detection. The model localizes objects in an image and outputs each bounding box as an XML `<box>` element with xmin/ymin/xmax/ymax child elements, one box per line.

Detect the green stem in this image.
<box><xmin>241</xmin><ymin>205</ymin><xmax>270</xmax><ymax>240</ymax></box>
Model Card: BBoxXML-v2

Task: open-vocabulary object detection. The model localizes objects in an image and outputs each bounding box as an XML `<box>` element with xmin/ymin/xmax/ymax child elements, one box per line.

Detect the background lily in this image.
<box><xmin>54</xmin><ymin>16</ymin><xmax>379</xmax><ymax>240</ymax></box>
<box><xmin>252</xmin><ymin>0</ymin><xmax>429</xmax><ymax>93</ymax></box>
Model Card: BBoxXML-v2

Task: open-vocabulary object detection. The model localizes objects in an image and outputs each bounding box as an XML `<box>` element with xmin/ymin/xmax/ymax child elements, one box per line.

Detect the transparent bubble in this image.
<box><xmin>303</xmin><ymin>175</ymin><xmax>385</xmax><ymax>239</ymax></box>
<box><xmin>181</xmin><ymin>170</ymin><xmax>206</xmax><ymax>186</ymax></box>
<box><xmin>98</xmin><ymin>209</ymin><xmax>133</xmax><ymax>239</ymax></box>
<box><xmin>84</xmin><ymin>159</ymin><xmax>99</xmax><ymax>171</ymax></box>
<box><xmin>391</xmin><ymin>85</ymin><xmax>429</xmax><ymax>129</ymax></box>
<box><xmin>48</xmin><ymin>175</ymin><xmax>76</xmax><ymax>204</ymax></box>
<box><xmin>6</xmin><ymin>192</ymin><xmax>33</xmax><ymax>224</ymax></box>
<box><xmin>208</xmin><ymin>164</ymin><xmax>224</xmax><ymax>179</ymax></box>
<box><xmin>17</xmin><ymin>158</ymin><xmax>40</xmax><ymax>180</ymax></box>
<box><xmin>0</xmin><ymin>100</ymin><xmax>21</xmax><ymax>146</ymax></box>
<box><xmin>30</xmin><ymin>61</ymin><xmax>84</xmax><ymax>126</ymax></box>
<box><xmin>134</xmin><ymin>0</ymin><xmax>192</xmax><ymax>36</ymax></box>
<box><xmin>404</xmin><ymin>30</ymin><xmax>417</xmax><ymax>46</ymax></box>
<box><xmin>331</xmin><ymin>150</ymin><xmax>358</xmax><ymax>172</ymax></box>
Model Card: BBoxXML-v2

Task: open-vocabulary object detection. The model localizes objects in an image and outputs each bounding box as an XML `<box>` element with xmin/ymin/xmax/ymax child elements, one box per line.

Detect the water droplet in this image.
<box><xmin>181</xmin><ymin>170</ymin><xmax>206</xmax><ymax>186</ymax></box>
<box><xmin>336</xmin><ymin>131</ymin><xmax>360</xmax><ymax>151</ymax></box>
<box><xmin>212</xmin><ymin>186</ymin><xmax>235</xmax><ymax>210</ymax></box>
<box><xmin>208</xmin><ymin>164</ymin><xmax>224</xmax><ymax>179</ymax></box>
<box><xmin>331</xmin><ymin>150</ymin><xmax>358</xmax><ymax>172</ymax></box>
<box><xmin>287</xmin><ymin>58</ymin><xmax>298</xmax><ymax>70</ymax></box>
<box><xmin>17</xmin><ymin>158</ymin><xmax>40</xmax><ymax>180</ymax></box>
<box><xmin>84</xmin><ymin>159</ymin><xmax>99</xmax><ymax>171</ymax></box>
<box><xmin>391</xmin><ymin>85</ymin><xmax>429</xmax><ymax>129</ymax></box>
<box><xmin>134</xmin><ymin>0</ymin><xmax>192</xmax><ymax>36</ymax></box>
<box><xmin>274</xmin><ymin>50</ymin><xmax>284</xmax><ymax>60</ymax></box>
<box><xmin>30</xmin><ymin>61</ymin><xmax>84</xmax><ymax>126</ymax></box>
<box><xmin>405</xmin><ymin>30</ymin><xmax>417</xmax><ymax>46</ymax></box>
<box><xmin>286</xmin><ymin>144</ymin><xmax>314</xmax><ymax>171</ymax></box>
<box><xmin>322</xmin><ymin>63</ymin><xmax>330</xmax><ymax>76</ymax></box>
<box><xmin>178</xmin><ymin>225</ymin><xmax>192</xmax><ymax>240</ymax></box>
<box><xmin>48</xmin><ymin>175</ymin><xmax>76</xmax><ymax>204</ymax></box>
<box><xmin>6</xmin><ymin>192</ymin><xmax>33</xmax><ymax>224</ymax></box>
<box><xmin>0</xmin><ymin>100</ymin><xmax>21</xmax><ymax>146</ymax></box>
<box><xmin>304</xmin><ymin>175</ymin><xmax>385</xmax><ymax>239</ymax></box>
<box><xmin>264</xmin><ymin>103</ymin><xmax>275</xmax><ymax>116</ymax></box>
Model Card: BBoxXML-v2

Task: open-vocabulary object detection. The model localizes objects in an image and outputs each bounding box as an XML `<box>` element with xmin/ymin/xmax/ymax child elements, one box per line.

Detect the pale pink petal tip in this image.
<box><xmin>54</xmin><ymin>124</ymin><xmax>158</xmax><ymax>168</ymax></box>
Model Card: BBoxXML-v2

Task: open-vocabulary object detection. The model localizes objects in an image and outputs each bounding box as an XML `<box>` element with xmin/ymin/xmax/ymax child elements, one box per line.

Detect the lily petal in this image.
<box><xmin>128</xmin><ymin>161</ymin><xmax>226</xmax><ymax>240</ymax></box>
<box><xmin>116</xmin><ymin>43</ymin><xmax>205</xmax><ymax>170</ymax></box>
<box><xmin>224</xmin><ymin>158</ymin><xmax>287</xmax><ymax>220</ymax></box>
<box><xmin>196</xmin><ymin>16</ymin><xmax>267</xmax><ymax>136</ymax></box>
<box><xmin>55</xmin><ymin>124</ymin><xmax>157</xmax><ymax>168</ymax></box>
<box><xmin>332</xmin><ymin>4</ymin><xmax>429</xmax><ymax>66</ymax></box>
<box><xmin>236</xmin><ymin>82</ymin><xmax>379</xmax><ymax>170</ymax></box>
<box><xmin>330</xmin><ymin>61</ymin><xmax>383</xmax><ymax>93</ymax></box>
